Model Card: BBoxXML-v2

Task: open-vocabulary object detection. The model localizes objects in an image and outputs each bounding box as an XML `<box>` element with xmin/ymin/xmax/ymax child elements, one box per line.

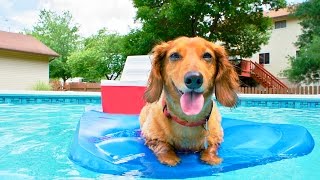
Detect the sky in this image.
<box><xmin>0</xmin><ymin>0</ymin><xmax>304</xmax><ymax>37</ymax></box>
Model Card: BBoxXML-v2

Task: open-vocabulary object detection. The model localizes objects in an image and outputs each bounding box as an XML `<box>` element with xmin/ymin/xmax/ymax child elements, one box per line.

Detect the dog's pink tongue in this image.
<box><xmin>180</xmin><ymin>92</ymin><xmax>204</xmax><ymax>115</ymax></box>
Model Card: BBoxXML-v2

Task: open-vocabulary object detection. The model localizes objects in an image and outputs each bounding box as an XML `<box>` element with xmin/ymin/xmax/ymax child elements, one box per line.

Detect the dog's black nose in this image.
<box><xmin>184</xmin><ymin>71</ymin><xmax>203</xmax><ymax>89</ymax></box>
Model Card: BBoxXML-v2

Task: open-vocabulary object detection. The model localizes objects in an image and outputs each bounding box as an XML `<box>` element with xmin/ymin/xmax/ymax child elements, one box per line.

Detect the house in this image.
<box><xmin>250</xmin><ymin>7</ymin><xmax>301</xmax><ymax>87</ymax></box>
<box><xmin>0</xmin><ymin>31</ymin><xmax>59</xmax><ymax>90</ymax></box>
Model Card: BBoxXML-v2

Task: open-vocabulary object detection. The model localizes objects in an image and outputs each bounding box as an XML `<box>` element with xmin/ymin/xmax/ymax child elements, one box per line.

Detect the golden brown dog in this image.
<box><xmin>139</xmin><ymin>36</ymin><xmax>239</xmax><ymax>166</ymax></box>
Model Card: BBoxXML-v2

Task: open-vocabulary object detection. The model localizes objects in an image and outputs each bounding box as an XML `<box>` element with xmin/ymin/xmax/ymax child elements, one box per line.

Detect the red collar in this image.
<box><xmin>162</xmin><ymin>101</ymin><xmax>210</xmax><ymax>127</ymax></box>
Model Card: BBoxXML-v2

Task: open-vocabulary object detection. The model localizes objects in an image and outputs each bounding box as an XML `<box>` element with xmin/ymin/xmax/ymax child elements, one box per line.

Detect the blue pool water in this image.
<box><xmin>0</xmin><ymin>96</ymin><xmax>319</xmax><ymax>179</ymax></box>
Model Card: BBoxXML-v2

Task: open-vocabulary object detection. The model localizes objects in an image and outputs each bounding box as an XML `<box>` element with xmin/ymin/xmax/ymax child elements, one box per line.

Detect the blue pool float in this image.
<box><xmin>69</xmin><ymin>109</ymin><xmax>314</xmax><ymax>179</ymax></box>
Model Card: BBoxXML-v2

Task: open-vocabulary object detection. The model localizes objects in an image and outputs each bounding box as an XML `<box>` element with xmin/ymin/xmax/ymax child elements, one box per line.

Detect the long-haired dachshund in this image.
<box><xmin>139</xmin><ymin>36</ymin><xmax>239</xmax><ymax>166</ymax></box>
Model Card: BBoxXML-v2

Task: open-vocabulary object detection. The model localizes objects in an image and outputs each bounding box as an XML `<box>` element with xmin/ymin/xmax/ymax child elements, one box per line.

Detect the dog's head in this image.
<box><xmin>145</xmin><ymin>37</ymin><xmax>239</xmax><ymax>115</ymax></box>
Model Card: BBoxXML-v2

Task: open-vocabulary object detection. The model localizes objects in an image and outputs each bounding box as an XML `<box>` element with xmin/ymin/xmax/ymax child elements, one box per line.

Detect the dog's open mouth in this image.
<box><xmin>173</xmin><ymin>82</ymin><xmax>204</xmax><ymax>116</ymax></box>
<box><xmin>180</xmin><ymin>92</ymin><xmax>204</xmax><ymax>115</ymax></box>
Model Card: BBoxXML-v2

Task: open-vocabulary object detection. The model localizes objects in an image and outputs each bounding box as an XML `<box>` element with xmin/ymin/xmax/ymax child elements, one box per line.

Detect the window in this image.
<box><xmin>275</xmin><ymin>20</ymin><xmax>286</xmax><ymax>29</ymax></box>
<box><xmin>259</xmin><ymin>53</ymin><xmax>270</xmax><ymax>64</ymax></box>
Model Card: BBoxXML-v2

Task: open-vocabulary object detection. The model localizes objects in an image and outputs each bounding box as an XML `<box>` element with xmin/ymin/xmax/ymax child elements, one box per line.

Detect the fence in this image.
<box><xmin>239</xmin><ymin>86</ymin><xmax>320</xmax><ymax>95</ymax></box>
<box><xmin>59</xmin><ymin>82</ymin><xmax>320</xmax><ymax>95</ymax></box>
<box><xmin>64</xmin><ymin>82</ymin><xmax>101</xmax><ymax>92</ymax></box>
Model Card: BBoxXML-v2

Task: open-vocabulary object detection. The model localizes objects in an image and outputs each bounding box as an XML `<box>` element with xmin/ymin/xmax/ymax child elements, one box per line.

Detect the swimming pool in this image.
<box><xmin>0</xmin><ymin>92</ymin><xmax>319</xmax><ymax>179</ymax></box>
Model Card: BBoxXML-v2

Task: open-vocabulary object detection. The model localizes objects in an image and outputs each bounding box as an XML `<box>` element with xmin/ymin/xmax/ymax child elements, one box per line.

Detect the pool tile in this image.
<box><xmin>11</xmin><ymin>98</ymin><xmax>22</xmax><ymax>104</ymax></box>
<box><xmin>36</xmin><ymin>98</ymin><xmax>43</xmax><ymax>103</ymax></box>
<box><xmin>258</xmin><ymin>101</ymin><xmax>267</xmax><ymax>107</ymax></box>
<box><xmin>280</xmin><ymin>102</ymin><xmax>288</xmax><ymax>108</ymax></box>
<box><xmin>41</xmin><ymin>98</ymin><xmax>52</xmax><ymax>103</ymax></box>
<box><xmin>0</xmin><ymin>97</ymin><xmax>5</xmax><ymax>103</ymax></box>
<box><xmin>78</xmin><ymin>99</ymin><xmax>86</xmax><ymax>104</ymax></box>
<box><xmin>0</xmin><ymin>96</ymin><xmax>102</xmax><ymax>105</ymax></box>
<box><xmin>26</xmin><ymin>98</ymin><xmax>36</xmax><ymax>103</ymax></box>
<box><xmin>51</xmin><ymin>98</ymin><xmax>66</xmax><ymax>103</ymax></box>
<box><xmin>309</xmin><ymin>102</ymin><xmax>316</xmax><ymax>108</ymax></box>
<box><xmin>0</xmin><ymin>95</ymin><xmax>319</xmax><ymax>109</ymax></box>
<box><xmin>64</xmin><ymin>98</ymin><xmax>71</xmax><ymax>103</ymax></box>
<box><xmin>266</xmin><ymin>101</ymin><xmax>273</xmax><ymax>107</ymax></box>
<box><xmin>238</xmin><ymin>99</ymin><xmax>320</xmax><ymax>109</ymax></box>
<box><xmin>271</xmin><ymin>101</ymin><xmax>280</xmax><ymax>108</ymax></box>
<box><xmin>92</xmin><ymin>99</ymin><xmax>101</xmax><ymax>104</ymax></box>
<box><xmin>295</xmin><ymin>102</ymin><xmax>301</xmax><ymax>108</ymax></box>
<box><xmin>288</xmin><ymin>101</ymin><xmax>295</xmax><ymax>108</ymax></box>
<box><xmin>69</xmin><ymin>98</ymin><xmax>79</xmax><ymax>103</ymax></box>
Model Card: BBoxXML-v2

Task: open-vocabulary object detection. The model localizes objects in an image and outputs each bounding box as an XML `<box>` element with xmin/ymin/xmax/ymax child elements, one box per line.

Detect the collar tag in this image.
<box><xmin>204</xmin><ymin>120</ymin><xmax>209</xmax><ymax>149</ymax></box>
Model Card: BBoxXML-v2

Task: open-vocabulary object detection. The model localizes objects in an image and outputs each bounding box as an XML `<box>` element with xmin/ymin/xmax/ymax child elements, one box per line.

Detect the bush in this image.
<box><xmin>283</xmin><ymin>35</ymin><xmax>320</xmax><ymax>84</ymax></box>
<box><xmin>32</xmin><ymin>81</ymin><xmax>53</xmax><ymax>91</ymax></box>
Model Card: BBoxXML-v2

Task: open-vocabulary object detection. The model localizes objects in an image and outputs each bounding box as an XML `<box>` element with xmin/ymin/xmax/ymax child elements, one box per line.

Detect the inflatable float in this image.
<box><xmin>68</xmin><ymin>81</ymin><xmax>314</xmax><ymax>179</ymax></box>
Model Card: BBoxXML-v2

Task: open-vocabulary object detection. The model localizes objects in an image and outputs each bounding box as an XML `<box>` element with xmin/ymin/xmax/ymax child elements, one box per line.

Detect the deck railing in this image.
<box><xmin>239</xmin><ymin>60</ymin><xmax>288</xmax><ymax>89</ymax></box>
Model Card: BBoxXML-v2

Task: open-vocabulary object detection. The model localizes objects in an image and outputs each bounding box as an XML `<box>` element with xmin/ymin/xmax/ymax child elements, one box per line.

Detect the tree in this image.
<box><xmin>291</xmin><ymin>0</ymin><xmax>320</xmax><ymax>48</ymax></box>
<box><xmin>283</xmin><ymin>35</ymin><xmax>320</xmax><ymax>84</ymax></box>
<box><xmin>131</xmin><ymin>0</ymin><xmax>286</xmax><ymax>57</ymax></box>
<box><xmin>68</xmin><ymin>29</ymin><xmax>125</xmax><ymax>81</ymax></box>
<box><xmin>283</xmin><ymin>0</ymin><xmax>320</xmax><ymax>83</ymax></box>
<box><xmin>122</xmin><ymin>29</ymin><xmax>158</xmax><ymax>56</ymax></box>
<box><xmin>28</xmin><ymin>10</ymin><xmax>80</xmax><ymax>83</ymax></box>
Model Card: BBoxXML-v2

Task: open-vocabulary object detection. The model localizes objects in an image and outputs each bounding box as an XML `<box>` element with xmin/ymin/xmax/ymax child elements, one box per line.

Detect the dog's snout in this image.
<box><xmin>184</xmin><ymin>71</ymin><xmax>203</xmax><ymax>89</ymax></box>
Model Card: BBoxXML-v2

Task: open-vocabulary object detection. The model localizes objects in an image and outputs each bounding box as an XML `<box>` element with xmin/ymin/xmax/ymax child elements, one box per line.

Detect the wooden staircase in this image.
<box><xmin>239</xmin><ymin>60</ymin><xmax>288</xmax><ymax>89</ymax></box>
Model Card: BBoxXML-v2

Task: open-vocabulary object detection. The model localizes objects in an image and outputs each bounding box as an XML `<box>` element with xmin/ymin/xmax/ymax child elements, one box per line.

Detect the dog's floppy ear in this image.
<box><xmin>213</xmin><ymin>45</ymin><xmax>239</xmax><ymax>107</ymax></box>
<box><xmin>144</xmin><ymin>42</ymin><xmax>169</xmax><ymax>103</ymax></box>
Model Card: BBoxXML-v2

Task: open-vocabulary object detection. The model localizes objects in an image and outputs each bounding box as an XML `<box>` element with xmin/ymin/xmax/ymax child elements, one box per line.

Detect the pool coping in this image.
<box><xmin>0</xmin><ymin>90</ymin><xmax>100</xmax><ymax>98</ymax></box>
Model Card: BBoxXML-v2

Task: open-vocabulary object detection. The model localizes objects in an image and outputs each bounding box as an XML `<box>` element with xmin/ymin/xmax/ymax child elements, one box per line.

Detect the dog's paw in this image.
<box><xmin>157</xmin><ymin>152</ymin><xmax>181</xmax><ymax>166</ymax></box>
<box><xmin>200</xmin><ymin>153</ymin><xmax>222</xmax><ymax>165</ymax></box>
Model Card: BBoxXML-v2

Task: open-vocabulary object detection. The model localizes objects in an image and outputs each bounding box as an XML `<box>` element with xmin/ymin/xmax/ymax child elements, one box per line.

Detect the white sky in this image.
<box><xmin>0</xmin><ymin>0</ymin><xmax>304</xmax><ymax>37</ymax></box>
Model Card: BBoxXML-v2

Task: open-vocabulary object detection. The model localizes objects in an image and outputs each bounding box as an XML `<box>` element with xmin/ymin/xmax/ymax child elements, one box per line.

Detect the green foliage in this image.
<box><xmin>31</xmin><ymin>81</ymin><xmax>53</xmax><ymax>91</ymax></box>
<box><xmin>283</xmin><ymin>35</ymin><xmax>320</xmax><ymax>84</ymax></box>
<box><xmin>131</xmin><ymin>0</ymin><xmax>286</xmax><ymax>57</ymax></box>
<box><xmin>292</xmin><ymin>0</ymin><xmax>320</xmax><ymax>48</ymax></box>
<box><xmin>68</xmin><ymin>29</ymin><xmax>126</xmax><ymax>81</ymax></box>
<box><xmin>284</xmin><ymin>0</ymin><xmax>320</xmax><ymax>83</ymax></box>
<box><xmin>28</xmin><ymin>10</ymin><xmax>80</xmax><ymax>82</ymax></box>
<box><xmin>122</xmin><ymin>29</ymin><xmax>160</xmax><ymax>56</ymax></box>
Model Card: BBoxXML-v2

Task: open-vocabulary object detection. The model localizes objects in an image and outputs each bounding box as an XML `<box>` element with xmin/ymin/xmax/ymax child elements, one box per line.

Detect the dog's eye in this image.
<box><xmin>169</xmin><ymin>52</ymin><xmax>181</xmax><ymax>61</ymax></box>
<box><xmin>203</xmin><ymin>52</ymin><xmax>212</xmax><ymax>61</ymax></box>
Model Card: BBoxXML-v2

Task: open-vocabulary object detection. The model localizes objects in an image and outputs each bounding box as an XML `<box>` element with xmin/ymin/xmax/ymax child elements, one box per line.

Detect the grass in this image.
<box><xmin>31</xmin><ymin>81</ymin><xmax>53</xmax><ymax>91</ymax></box>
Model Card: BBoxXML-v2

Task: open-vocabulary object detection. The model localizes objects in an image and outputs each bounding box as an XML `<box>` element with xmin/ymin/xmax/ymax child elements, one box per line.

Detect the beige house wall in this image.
<box><xmin>0</xmin><ymin>49</ymin><xmax>50</xmax><ymax>90</ymax></box>
<box><xmin>251</xmin><ymin>17</ymin><xmax>302</xmax><ymax>86</ymax></box>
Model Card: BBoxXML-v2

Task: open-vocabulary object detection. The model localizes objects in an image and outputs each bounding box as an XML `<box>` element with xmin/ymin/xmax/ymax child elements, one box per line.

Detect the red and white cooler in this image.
<box><xmin>101</xmin><ymin>80</ymin><xmax>147</xmax><ymax>114</ymax></box>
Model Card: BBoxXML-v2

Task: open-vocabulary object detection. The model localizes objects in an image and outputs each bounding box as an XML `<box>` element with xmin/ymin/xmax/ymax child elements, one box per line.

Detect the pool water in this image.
<box><xmin>0</xmin><ymin>103</ymin><xmax>319</xmax><ymax>179</ymax></box>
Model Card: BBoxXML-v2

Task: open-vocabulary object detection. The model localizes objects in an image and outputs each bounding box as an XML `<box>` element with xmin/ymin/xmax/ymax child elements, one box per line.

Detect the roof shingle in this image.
<box><xmin>264</xmin><ymin>8</ymin><xmax>291</xmax><ymax>18</ymax></box>
<box><xmin>0</xmin><ymin>31</ymin><xmax>59</xmax><ymax>57</ymax></box>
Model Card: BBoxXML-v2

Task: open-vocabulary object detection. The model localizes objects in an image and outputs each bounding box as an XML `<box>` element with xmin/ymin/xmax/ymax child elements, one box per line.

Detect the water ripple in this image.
<box><xmin>0</xmin><ymin>103</ymin><xmax>319</xmax><ymax>179</ymax></box>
